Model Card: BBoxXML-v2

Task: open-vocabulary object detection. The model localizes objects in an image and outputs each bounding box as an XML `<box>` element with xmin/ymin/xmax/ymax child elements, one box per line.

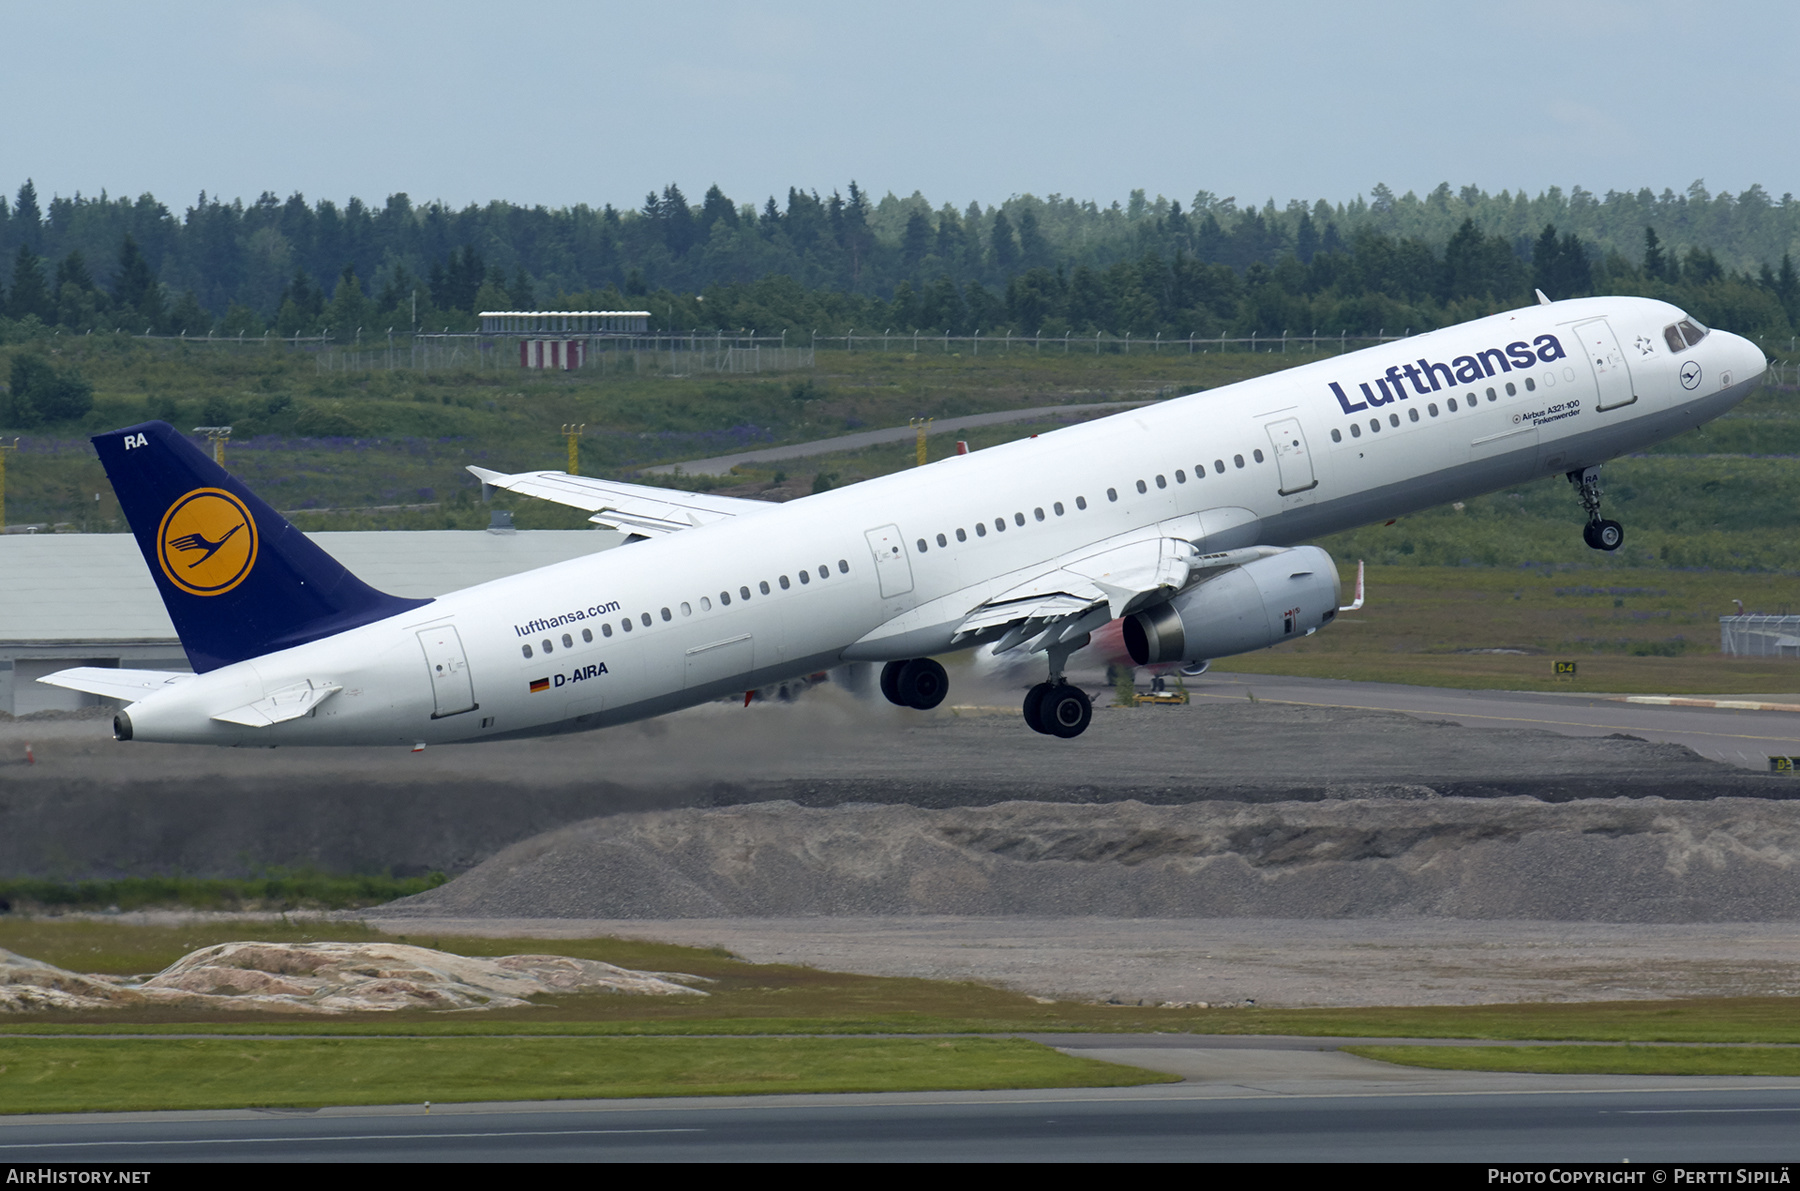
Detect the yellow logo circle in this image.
<box><xmin>156</xmin><ymin>488</ymin><xmax>259</xmax><ymax>596</ymax></box>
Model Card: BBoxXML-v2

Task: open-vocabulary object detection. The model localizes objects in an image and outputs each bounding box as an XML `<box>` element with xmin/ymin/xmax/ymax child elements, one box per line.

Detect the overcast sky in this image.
<box><xmin>6</xmin><ymin>0</ymin><xmax>1796</xmax><ymax>215</ymax></box>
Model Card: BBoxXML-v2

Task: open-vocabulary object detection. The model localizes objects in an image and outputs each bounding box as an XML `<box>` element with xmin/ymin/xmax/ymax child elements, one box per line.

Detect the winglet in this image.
<box><xmin>1535</xmin><ymin>288</ymin><xmax>1553</xmax><ymax>306</ymax></box>
<box><xmin>1338</xmin><ymin>559</ymin><xmax>1365</xmax><ymax>612</ymax></box>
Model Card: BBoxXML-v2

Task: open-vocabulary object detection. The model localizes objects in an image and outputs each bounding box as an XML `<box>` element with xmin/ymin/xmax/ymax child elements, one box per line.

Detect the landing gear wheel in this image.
<box><xmin>1040</xmin><ymin>685</ymin><xmax>1093</xmax><ymax>739</ymax></box>
<box><xmin>1023</xmin><ymin>682</ymin><xmax>1055</xmax><ymax>734</ymax></box>
<box><xmin>894</xmin><ymin>658</ymin><xmax>949</xmax><ymax>710</ymax></box>
<box><xmin>879</xmin><ymin>661</ymin><xmax>906</xmax><ymax>706</ymax></box>
<box><xmin>1582</xmin><ymin>520</ymin><xmax>1624</xmax><ymax>551</ymax></box>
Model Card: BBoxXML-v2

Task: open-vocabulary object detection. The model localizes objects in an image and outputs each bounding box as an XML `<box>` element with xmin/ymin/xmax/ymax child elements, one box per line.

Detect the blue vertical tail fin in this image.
<box><xmin>94</xmin><ymin>422</ymin><xmax>431</xmax><ymax>672</ymax></box>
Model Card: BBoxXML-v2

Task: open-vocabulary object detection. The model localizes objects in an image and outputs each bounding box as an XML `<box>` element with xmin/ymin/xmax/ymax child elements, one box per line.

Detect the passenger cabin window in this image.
<box><xmin>779</xmin><ymin>576</ymin><xmax>790</xmax><ymax>589</ymax></box>
<box><xmin>1428</xmin><ymin>403</ymin><xmax>1439</xmax><ymax>416</ymax></box>
<box><xmin>1233</xmin><ymin>454</ymin><xmax>1245</xmax><ymax>467</ymax></box>
<box><xmin>680</xmin><ymin>603</ymin><xmax>691</xmax><ymax>616</ymax></box>
<box><xmin>1175</xmin><ymin>470</ymin><xmax>1186</xmax><ymax>483</ymax></box>
<box><xmin>917</xmin><ymin>538</ymin><xmax>928</xmax><ymax>553</ymax></box>
<box><xmin>1447</xmin><ymin>398</ymin><xmax>1458</xmax><ymax>412</ymax></box>
<box><xmin>1053</xmin><ymin>502</ymin><xmax>1065</xmax><ymax>515</ymax></box>
<box><xmin>838</xmin><ymin>559</ymin><xmax>849</xmax><ymax>573</ymax></box>
<box><xmin>1107</xmin><ymin>488</ymin><xmax>1118</xmax><ymax>501</ymax></box>
<box><xmin>1350</xmin><ymin>423</ymin><xmax>1362</xmax><ymax>438</ymax></box>
<box><xmin>661</xmin><ymin>607</ymin><xmax>672</xmax><ymax>621</ymax></box>
<box><xmin>956</xmin><ymin>528</ymin><xmax>967</xmax><ymax>541</ymax></box>
<box><xmin>582</xmin><ymin>628</ymin><xmax>593</xmax><ymax>642</ymax></box>
<box><xmin>1505</xmin><ymin>382</ymin><xmax>1516</xmax><ymax>396</ymax></box>
<box><xmin>1252</xmin><ymin>450</ymin><xmax>1264</xmax><ymax>463</ymax></box>
<box><xmin>1387</xmin><ymin>414</ymin><xmax>1399</xmax><ymax>428</ymax></box>
<box><xmin>1034</xmin><ymin>507</ymin><xmax>1045</xmax><ymax>521</ymax></box>
<box><xmin>1524</xmin><ymin>377</ymin><xmax>1536</xmax><ymax>392</ymax></box>
<box><xmin>1367</xmin><ymin>420</ymin><xmax>1379</xmax><ymax>434</ymax></box>
<box><xmin>976</xmin><ymin>522</ymin><xmax>987</xmax><ymax>537</ymax></box>
<box><xmin>1076</xmin><ymin>496</ymin><xmax>1088</xmax><ymax>509</ymax></box>
<box><xmin>758</xmin><ymin>581</ymin><xmax>770</xmax><ymax>595</ymax></box>
<box><xmin>1408</xmin><ymin>408</ymin><xmax>1419</xmax><ymax>423</ymax></box>
<box><xmin>818</xmin><ymin>565</ymin><xmax>829</xmax><ymax>578</ymax></box>
<box><xmin>1013</xmin><ymin>512</ymin><xmax>1025</xmax><ymax>526</ymax></box>
<box><xmin>641</xmin><ymin>612</ymin><xmax>653</xmax><ymax>627</ymax></box>
<box><xmin>797</xmin><ymin>572</ymin><xmax>808</xmax><ymax>585</ymax></box>
<box><xmin>1136</xmin><ymin>480</ymin><xmax>1147</xmax><ymax>494</ymax></box>
<box><xmin>521</xmin><ymin>644</ymin><xmax>533</xmax><ymax>658</ymax></box>
<box><xmin>720</xmin><ymin>591</ymin><xmax>731</xmax><ymax>605</ymax></box>
<box><xmin>602</xmin><ymin>623</ymin><xmax>614</xmax><ymax>637</ymax></box>
<box><xmin>1214</xmin><ymin>460</ymin><xmax>1225</xmax><ymax>473</ymax></box>
<box><xmin>1331</xmin><ymin>428</ymin><xmax>1342</xmax><ymax>442</ymax></box>
<box><xmin>937</xmin><ymin>533</ymin><xmax>948</xmax><ymax>546</ymax></box>
<box><xmin>701</xmin><ymin>596</ymin><xmax>713</xmax><ymax>609</ymax></box>
<box><xmin>542</xmin><ymin>639</ymin><xmax>553</xmax><ymax>653</ymax></box>
<box><xmin>562</xmin><ymin>633</ymin><xmax>573</xmax><ymax>648</ymax></box>
<box><xmin>995</xmin><ymin>518</ymin><xmax>1006</xmax><ymax>532</ymax></box>
<box><xmin>740</xmin><ymin>586</ymin><xmax>751</xmax><ymax>601</ymax></box>
<box><xmin>621</xmin><ymin>619</ymin><xmax>632</xmax><ymax>632</ymax></box>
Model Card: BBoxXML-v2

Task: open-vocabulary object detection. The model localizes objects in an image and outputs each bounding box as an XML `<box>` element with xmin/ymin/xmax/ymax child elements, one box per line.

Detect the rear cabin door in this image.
<box><xmin>417</xmin><ymin>625</ymin><xmax>477</xmax><ymax>718</ymax></box>
<box><xmin>1572</xmin><ymin>318</ymin><xmax>1637</xmax><ymax>410</ymax></box>
<box><xmin>864</xmin><ymin>524</ymin><xmax>915</xmax><ymax>598</ymax></box>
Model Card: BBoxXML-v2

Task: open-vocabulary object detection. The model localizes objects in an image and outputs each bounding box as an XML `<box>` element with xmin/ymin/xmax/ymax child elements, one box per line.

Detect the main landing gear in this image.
<box><xmin>880</xmin><ymin>658</ymin><xmax>948</xmax><ymax>710</ymax></box>
<box><xmin>1020</xmin><ymin>633</ymin><xmax>1093</xmax><ymax>739</ymax></box>
<box><xmin>1569</xmin><ymin>465</ymin><xmax>1624</xmax><ymax>552</ymax></box>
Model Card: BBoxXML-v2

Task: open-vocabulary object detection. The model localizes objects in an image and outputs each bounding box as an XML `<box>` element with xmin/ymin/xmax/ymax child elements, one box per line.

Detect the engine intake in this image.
<box><xmin>1122</xmin><ymin>546</ymin><xmax>1342</xmax><ymax>665</ymax></box>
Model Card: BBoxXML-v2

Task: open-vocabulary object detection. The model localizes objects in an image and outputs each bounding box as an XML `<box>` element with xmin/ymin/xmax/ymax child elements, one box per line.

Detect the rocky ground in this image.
<box><xmin>1</xmin><ymin>685</ymin><xmax>1788</xmax><ymax>881</ymax></box>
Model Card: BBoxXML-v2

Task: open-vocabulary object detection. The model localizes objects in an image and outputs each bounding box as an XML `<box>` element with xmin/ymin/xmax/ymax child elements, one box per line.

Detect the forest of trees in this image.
<box><xmin>2</xmin><ymin>177</ymin><xmax>1798</xmax><ymax>344</ymax></box>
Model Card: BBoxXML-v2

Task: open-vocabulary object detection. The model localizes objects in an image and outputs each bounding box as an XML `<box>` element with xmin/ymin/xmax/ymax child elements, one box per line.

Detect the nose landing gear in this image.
<box><xmin>1569</xmin><ymin>465</ymin><xmax>1624</xmax><ymax>552</ymax></box>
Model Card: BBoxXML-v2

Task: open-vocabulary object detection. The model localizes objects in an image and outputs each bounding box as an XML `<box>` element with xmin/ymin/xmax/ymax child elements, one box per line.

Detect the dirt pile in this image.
<box><xmin>0</xmin><ymin>941</ymin><xmax>709</xmax><ymax>1013</ymax></box>
<box><xmin>382</xmin><ymin>797</ymin><xmax>1800</xmax><ymax>923</ymax></box>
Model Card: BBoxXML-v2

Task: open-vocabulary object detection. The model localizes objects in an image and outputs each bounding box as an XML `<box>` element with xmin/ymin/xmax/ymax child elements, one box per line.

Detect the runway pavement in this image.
<box><xmin>1193</xmin><ymin>671</ymin><xmax>1800</xmax><ymax>771</ymax></box>
<box><xmin>4</xmin><ymin>1038</ymin><xmax>1797</xmax><ymax>1161</ymax></box>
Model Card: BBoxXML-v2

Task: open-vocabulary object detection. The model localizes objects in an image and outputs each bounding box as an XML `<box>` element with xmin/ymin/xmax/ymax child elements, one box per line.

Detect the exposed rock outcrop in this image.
<box><xmin>0</xmin><ymin>941</ymin><xmax>709</xmax><ymax>1013</ymax></box>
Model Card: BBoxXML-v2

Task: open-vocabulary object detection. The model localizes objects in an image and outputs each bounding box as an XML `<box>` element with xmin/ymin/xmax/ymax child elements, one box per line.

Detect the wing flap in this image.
<box><xmin>467</xmin><ymin>467</ymin><xmax>774</xmax><ymax>535</ymax></box>
<box><xmin>36</xmin><ymin>668</ymin><xmax>194</xmax><ymax>703</ymax></box>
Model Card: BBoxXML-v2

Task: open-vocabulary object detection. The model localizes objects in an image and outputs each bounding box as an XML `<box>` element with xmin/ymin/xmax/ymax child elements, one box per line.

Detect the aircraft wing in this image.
<box><xmin>37</xmin><ymin>668</ymin><xmax>194</xmax><ymax>703</ymax></box>
<box><xmin>467</xmin><ymin>467</ymin><xmax>778</xmax><ymax>537</ymax></box>
<box><xmin>953</xmin><ymin>542</ymin><xmax>1285</xmax><ymax>655</ymax></box>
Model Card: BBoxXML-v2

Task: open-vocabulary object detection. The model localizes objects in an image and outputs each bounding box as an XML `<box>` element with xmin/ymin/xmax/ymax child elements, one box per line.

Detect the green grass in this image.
<box><xmin>4</xmin><ymin>922</ymin><xmax>1800</xmax><ymax>1044</ymax></box>
<box><xmin>0</xmin><ymin>871</ymin><xmax>447</xmax><ymax>914</ymax></box>
<box><xmin>1214</xmin><ymin>561</ymin><xmax>1800</xmax><ymax>694</ymax></box>
<box><xmin>1345</xmin><ymin>1045</ymin><xmax>1800</xmax><ymax>1077</ymax></box>
<box><xmin>0</xmin><ymin>1036</ymin><xmax>1170</xmax><ymax>1114</ymax></box>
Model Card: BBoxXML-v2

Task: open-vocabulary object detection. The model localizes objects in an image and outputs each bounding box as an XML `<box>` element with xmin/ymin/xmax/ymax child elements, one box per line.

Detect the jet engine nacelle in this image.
<box><xmin>1122</xmin><ymin>546</ymin><xmax>1342</xmax><ymax>665</ymax></box>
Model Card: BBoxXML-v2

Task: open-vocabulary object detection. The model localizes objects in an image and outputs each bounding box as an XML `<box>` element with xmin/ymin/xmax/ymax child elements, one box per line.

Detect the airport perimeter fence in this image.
<box><xmin>1720</xmin><ymin>614</ymin><xmax>1800</xmax><ymax>657</ymax></box>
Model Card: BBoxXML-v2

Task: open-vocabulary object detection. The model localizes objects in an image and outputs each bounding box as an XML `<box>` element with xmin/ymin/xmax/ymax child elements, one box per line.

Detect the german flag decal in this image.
<box><xmin>529</xmin><ymin>677</ymin><xmax>550</xmax><ymax>693</ymax></box>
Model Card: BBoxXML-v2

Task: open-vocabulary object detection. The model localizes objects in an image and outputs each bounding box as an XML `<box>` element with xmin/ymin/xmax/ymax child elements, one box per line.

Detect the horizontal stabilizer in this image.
<box><xmin>37</xmin><ymin>668</ymin><xmax>194</xmax><ymax>703</ymax></box>
<box><xmin>467</xmin><ymin>467</ymin><xmax>775</xmax><ymax>536</ymax></box>
<box><xmin>210</xmin><ymin>679</ymin><xmax>342</xmax><ymax>727</ymax></box>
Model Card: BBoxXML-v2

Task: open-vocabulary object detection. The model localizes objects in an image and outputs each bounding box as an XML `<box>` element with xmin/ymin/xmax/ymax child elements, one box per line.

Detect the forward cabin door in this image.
<box><xmin>417</xmin><ymin>625</ymin><xmax>477</xmax><ymax>718</ymax></box>
<box><xmin>865</xmin><ymin>524</ymin><xmax>914</xmax><ymax>598</ymax></box>
<box><xmin>1263</xmin><ymin>417</ymin><xmax>1318</xmax><ymax>506</ymax></box>
<box><xmin>1572</xmin><ymin>318</ymin><xmax>1637</xmax><ymax>410</ymax></box>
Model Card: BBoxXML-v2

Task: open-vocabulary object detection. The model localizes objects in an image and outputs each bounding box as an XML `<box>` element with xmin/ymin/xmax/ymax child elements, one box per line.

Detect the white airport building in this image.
<box><xmin>0</xmin><ymin>528</ymin><xmax>619</xmax><ymax>715</ymax></box>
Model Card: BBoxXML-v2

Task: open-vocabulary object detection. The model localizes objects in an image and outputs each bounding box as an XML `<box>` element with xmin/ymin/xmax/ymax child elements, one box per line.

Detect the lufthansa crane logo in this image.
<box><xmin>156</xmin><ymin>488</ymin><xmax>259</xmax><ymax>596</ymax></box>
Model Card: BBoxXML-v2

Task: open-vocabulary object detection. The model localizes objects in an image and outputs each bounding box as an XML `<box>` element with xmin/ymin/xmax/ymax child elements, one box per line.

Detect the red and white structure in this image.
<box><xmin>477</xmin><ymin>310</ymin><xmax>651</xmax><ymax>371</ymax></box>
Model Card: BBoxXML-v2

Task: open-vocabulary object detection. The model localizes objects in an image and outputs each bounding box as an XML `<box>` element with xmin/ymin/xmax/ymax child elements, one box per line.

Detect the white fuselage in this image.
<box><xmin>119</xmin><ymin>297</ymin><xmax>1766</xmax><ymax>745</ymax></box>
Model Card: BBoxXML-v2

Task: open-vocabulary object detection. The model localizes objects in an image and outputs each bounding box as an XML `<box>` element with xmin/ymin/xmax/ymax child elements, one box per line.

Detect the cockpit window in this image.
<box><xmin>1678</xmin><ymin>318</ymin><xmax>1708</xmax><ymax>347</ymax></box>
<box><xmin>1663</xmin><ymin>324</ymin><xmax>1686</xmax><ymax>353</ymax></box>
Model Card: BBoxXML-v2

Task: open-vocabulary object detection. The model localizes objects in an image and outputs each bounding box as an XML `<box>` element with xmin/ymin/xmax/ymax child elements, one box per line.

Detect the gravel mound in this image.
<box><xmin>382</xmin><ymin>797</ymin><xmax>1800</xmax><ymax>923</ymax></box>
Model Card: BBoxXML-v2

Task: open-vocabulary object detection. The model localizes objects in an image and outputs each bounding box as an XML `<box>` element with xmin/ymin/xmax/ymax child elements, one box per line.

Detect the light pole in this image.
<box><xmin>192</xmin><ymin>426</ymin><xmax>232</xmax><ymax>466</ymax></box>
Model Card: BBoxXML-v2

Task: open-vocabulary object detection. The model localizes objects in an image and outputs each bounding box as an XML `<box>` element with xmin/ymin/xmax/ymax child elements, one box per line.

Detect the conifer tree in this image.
<box><xmin>7</xmin><ymin>245</ymin><xmax>51</xmax><ymax>322</ymax></box>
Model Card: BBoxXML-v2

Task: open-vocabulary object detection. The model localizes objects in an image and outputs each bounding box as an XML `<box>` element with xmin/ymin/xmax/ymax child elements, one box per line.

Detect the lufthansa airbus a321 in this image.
<box><xmin>43</xmin><ymin>295</ymin><xmax>1766</xmax><ymax>745</ymax></box>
